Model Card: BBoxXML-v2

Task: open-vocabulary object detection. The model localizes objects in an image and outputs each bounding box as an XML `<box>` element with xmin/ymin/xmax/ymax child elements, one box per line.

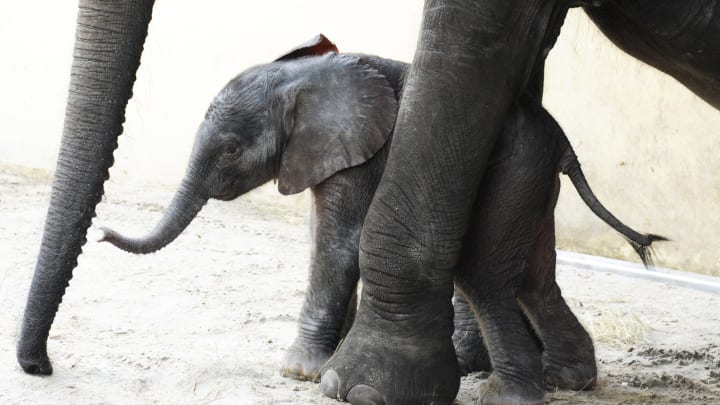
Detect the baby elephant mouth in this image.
<box><xmin>213</xmin><ymin>190</ymin><xmax>239</xmax><ymax>201</ymax></box>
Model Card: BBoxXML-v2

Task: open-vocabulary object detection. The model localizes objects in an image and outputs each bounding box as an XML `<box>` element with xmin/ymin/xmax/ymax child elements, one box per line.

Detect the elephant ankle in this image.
<box><xmin>293</xmin><ymin>317</ymin><xmax>346</xmax><ymax>349</ymax></box>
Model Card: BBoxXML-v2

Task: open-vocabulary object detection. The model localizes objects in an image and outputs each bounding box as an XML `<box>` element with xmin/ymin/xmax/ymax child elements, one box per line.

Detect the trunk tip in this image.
<box><xmin>17</xmin><ymin>338</ymin><xmax>53</xmax><ymax>375</ymax></box>
<box><xmin>96</xmin><ymin>226</ymin><xmax>163</xmax><ymax>255</ymax></box>
<box><xmin>97</xmin><ymin>226</ymin><xmax>114</xmax><ymax>243</ymax></box>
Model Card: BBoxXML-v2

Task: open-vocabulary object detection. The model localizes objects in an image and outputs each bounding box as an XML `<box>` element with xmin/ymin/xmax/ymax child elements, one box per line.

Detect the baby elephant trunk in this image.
<box><xmin>99</xmin><ymin>177</ymin><xmax>208</xmax><ymax>254</ymax></box>
<box><xmin>559</xmin><ymin>147</ymin><xmax>668</xmax><ymax>268</ymax></box>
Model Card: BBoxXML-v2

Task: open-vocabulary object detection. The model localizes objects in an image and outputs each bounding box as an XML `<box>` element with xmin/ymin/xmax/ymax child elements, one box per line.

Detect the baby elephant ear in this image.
<box><xmin>277</xmin><ymin>55</ymin><xmax>398</xmax><ymax>195</ymax></box>
<box><xmin>275</xmin><ymin>34</ymin><xmax>338</xmax><ymax>61</ymax></box>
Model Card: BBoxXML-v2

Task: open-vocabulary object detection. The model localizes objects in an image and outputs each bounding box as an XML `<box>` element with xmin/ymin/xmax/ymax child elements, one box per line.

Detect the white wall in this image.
<box><xmin>0</xmin><ymin>1</ymin><xmax>422</xmax><ymax>181</ymax></box>
<box><xmin>0</xmin><ymin>4</ymin><xmax>717</xmax><ymax>274</ymax></box>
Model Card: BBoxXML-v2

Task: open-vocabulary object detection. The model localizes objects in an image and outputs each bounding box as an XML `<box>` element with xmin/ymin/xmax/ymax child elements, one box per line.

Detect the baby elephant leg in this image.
<box><xmin>455</xmin><ymin>165</ymin><xmax>551</xmax><ymax>404</ymax></box>
<box><xmin>455</xmin><ymin>249</ymin><xmax>545</xmax><ymax>404</ymax></box>
<box><xmin>281</xmin><ymin>143</ymin><xmax>386</xmax><ymax>382</ymax></box>
<box><xmin>519</xmin><ymin>201</ymin><xmax>597</xmax><ymax>390</ymax></box>
<box><xmin>281</xmin><ymin>188</ymin><xmax>363</xmax><ymax>381</ymax></box>
<box><xmin>452</xmin><ymin>289</ymin><xmax>491</xmax><ymax>375</ymax></box>
<box><xmin>454</xmin><ymin>98</ymin><xmax>588</xmax><ymax>403</ymax></box>
<box><xmin>512</xmin><ymin>103</ymin><xmax>597</xmax><ymax>390</ymax></box>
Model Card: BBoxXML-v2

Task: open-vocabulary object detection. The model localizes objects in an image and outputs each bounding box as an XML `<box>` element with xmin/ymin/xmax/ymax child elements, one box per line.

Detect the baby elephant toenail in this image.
<box><xmin>319</xmin><ymin>370</ymin><xmax>341</xmax><ymax>399</ymax></box>
<box><xmin>347</xmin><ymin>384</ymin><xmax>385</xmax><ymax>405</ymax></box>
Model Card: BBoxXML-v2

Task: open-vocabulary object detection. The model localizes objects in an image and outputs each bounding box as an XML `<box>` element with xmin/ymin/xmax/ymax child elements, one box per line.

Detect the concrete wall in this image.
<box><xmin>0</xmin><ymin>1</ymin><xmax>422</xmax><ymax>181</ymax></box>
<box><xmin>546</xmin><ymin>11</ymin><xmax>720</xmax><ymax>276</ymax></box>
<box><xmin>0</xmin><ymin>5</ymin><xmax>717</xmax><ymax>275</ymax></box>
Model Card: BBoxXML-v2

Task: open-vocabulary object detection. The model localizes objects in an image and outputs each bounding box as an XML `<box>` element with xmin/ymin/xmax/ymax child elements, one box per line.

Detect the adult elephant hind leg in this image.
<box><xmin>453</xmin><ymin>289</ymin><xmax>492</xmax><ymax>375</ymax></box>
<box><xmin>454</xmin><ymin>181</ymin><xmax>548</xmax><ymax>404</ymax></box>
<box><xmin>519</xmin><ymin>212</ymin><xmax>597</xmax><ymax>391</ymax></box>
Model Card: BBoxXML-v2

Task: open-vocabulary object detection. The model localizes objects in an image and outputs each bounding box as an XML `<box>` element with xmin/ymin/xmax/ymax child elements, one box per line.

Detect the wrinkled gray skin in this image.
<box><xmin>319</xmin><ymin>3</ymin><xmax>717</xmax><ymax>403</ymax></box>
<box><xmin>100</xmin><ymin>46</ymin><xmax>662</xmax><ymax>392</ymax></box>
<box><xmin>97</xmin><ymin>48</ymin><xmax>401</xmax><ymax>380</ymax></box>
<box><xmin>98</xmin><ymin>45</ymin><xmax>403</xmax><ymax>380</ymax></box>
<box><xmin>18</xmin><ymin>1</ymin><xmax>720</xmax><ymax>404</ymax></box>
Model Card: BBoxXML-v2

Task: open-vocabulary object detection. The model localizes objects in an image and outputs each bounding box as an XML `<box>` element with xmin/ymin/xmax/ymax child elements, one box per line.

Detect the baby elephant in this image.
<box><xmin>100</xmin><ymin>35</ymin><xmax>663</xmax><ymax>398</ymax></box>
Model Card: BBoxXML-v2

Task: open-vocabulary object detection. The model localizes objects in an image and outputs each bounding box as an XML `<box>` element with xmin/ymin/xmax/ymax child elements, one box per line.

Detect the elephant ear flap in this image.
<box><xmin>277</xmin><ymin>55</ymin><xmax>397</xmax><ymax>195</ymax></box>
<box><xmin>275</xmin><ymin>34</ymin><xmax>338</xmax><ymax>61</ymax></box>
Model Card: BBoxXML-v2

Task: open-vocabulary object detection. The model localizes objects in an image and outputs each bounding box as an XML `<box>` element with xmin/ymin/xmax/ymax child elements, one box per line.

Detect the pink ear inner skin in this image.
<box><xmin>275</xmin><ymin>34</ymin><xmax>339</xmax><ymax>61</ymax></box>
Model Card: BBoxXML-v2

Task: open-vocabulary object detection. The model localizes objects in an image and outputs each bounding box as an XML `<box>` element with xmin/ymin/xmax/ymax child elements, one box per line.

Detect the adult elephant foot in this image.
<box><xmin>452</xmin><ymin>291</ymin><xmax>491</xmax><ymax>375</ymax></box>
<box><xmin>318</xmin><ymin>309</ymin><xmax>460</xmax><ymax>404</ymax></box>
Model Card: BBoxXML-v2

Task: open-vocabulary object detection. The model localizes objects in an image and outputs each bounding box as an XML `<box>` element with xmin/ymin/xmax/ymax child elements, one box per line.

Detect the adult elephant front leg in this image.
<box><xmin>319</xmin><ymin>1</ymin><xmax>569</xmax><ymax>404</ymax></box>
<box><xmin>17</xmin><ymin>1</ymin><xmax>155</xmax><ymax>375</ymax></box>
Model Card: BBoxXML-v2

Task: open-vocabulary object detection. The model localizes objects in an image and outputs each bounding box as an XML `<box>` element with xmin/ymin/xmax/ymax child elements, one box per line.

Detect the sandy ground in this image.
<box><xmin>1</xmin><ymin>165</ymin><xmax>719</xmax><ymax>404</ymax></box>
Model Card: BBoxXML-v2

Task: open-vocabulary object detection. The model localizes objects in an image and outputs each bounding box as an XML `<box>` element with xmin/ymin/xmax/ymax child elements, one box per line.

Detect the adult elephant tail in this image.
<box><xmin>559</xmin><ymin>145</ymin><xmax>668</xmax><ymax>268</ymax></box>
<box><xmin>98</xmin><ymin>174</ymin><xmax>208</xmax><ymax>254</ymax></box>
<box><xmin>17</xmin><ymin>0</ymin><xmax>155</xmax><ymax>375</ymax></box>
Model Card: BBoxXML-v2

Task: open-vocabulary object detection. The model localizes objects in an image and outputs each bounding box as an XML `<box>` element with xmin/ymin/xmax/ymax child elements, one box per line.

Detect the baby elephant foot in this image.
<box><xmin>452</xmin><ymin>328</ymin><xmax>491</xmax><ymax>375</ymax></box>
<box><xmin>542</xmin><ymin>351</ymin><xmax>597</xmax><ymax>391</ymax></box>
<box><xmin>478</xmin><ymin>372</ymin><xmax>545</xmax><ymax>405</ymax></box>
<box><xmin>540</xmin><ymin>324</ymin><xmax>597</xmax><ymax>390</ymax></box>
<box><xmin>452</xmin><ymin>296</ymin><xmax>491</xmax><ymax>375</ymax></box>
<box><xmin>281</xmin><ymin>340</ymin><xmax>334</xmax><ymax>381</ymax></box>
<box><xmin>319</xmin><ymin>321</ymin><xmax>460</xmax><ymax>404</ymax></box>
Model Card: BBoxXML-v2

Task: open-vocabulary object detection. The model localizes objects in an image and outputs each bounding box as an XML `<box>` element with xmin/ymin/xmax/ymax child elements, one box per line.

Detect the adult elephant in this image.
<box><xmin>584</xmin><ymin>1</ymin><xmax>720</xmax><ymax>110</ymax></box>
<box><xmin>16</xmin><ymin>0</ymin><xmax>720</xmax><ymax>404</ymax></box>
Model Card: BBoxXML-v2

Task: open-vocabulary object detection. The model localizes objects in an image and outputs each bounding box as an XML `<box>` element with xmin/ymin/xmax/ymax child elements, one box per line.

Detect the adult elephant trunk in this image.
<box><xmin>99</xmin><ymin>174</ymin><xmax>209</xmax><ymax>254</ymax></box>
<box><xmin>17</xmin><ymin>0</ymin><xmax>155</xmax><ymax>375</ymax></box>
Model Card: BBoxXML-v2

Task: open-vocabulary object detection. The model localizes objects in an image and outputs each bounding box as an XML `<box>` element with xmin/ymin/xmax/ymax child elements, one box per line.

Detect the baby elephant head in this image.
<box><xmin>99</xmin><ymin>35</ymin><xmax>398</xmax><ymax>254</ymax></box>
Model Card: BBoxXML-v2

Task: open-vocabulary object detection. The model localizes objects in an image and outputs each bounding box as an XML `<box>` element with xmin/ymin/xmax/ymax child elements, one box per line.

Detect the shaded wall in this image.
<box><xmin>546</xmin><ymin>10</ymin><xmax>720</xmax><ymax>276</ymax></box>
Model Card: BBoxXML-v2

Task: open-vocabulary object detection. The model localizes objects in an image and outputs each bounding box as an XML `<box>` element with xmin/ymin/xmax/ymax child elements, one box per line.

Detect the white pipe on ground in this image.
<box><xmin>557</xmin><ymin>250</ymin><xmax>720</xmax><ymax>295</ymax></box>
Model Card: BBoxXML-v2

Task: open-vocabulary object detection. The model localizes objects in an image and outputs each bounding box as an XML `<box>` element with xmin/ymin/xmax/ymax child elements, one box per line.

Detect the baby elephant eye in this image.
<box><xmin>224</xmin><ymin>144</ymin><xmax>242</xmax><ymax>157</ymax></box>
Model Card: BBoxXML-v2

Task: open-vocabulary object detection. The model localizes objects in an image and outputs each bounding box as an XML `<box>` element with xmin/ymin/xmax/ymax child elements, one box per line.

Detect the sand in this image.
<box><xmin>1</xmin><ymin>166</ymin><xmax>718</xmax><ymax>404</ymax></box>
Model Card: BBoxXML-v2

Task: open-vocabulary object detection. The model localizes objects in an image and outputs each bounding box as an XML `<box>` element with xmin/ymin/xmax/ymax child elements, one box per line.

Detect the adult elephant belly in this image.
<box><xmin>585</xmin><ymin>0</ymin><xmax>720</xmax><ymax>110</ymax></box>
